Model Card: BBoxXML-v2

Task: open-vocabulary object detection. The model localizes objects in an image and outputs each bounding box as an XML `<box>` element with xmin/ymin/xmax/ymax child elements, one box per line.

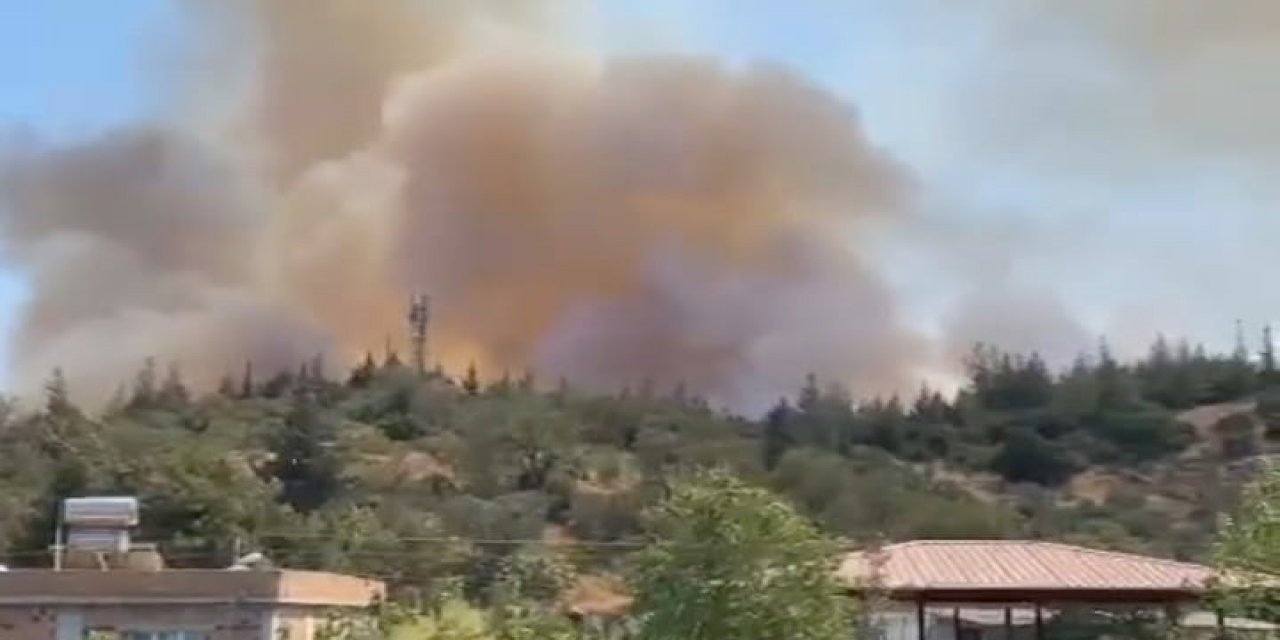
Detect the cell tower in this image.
<box><xmin>408</xmin><ymin>293</ymin><xmax>431</xmax><ymax>376</ymax></box>
<box><xmin>1235</xmin><ymin>318</ymin><xmax>1249</xmax><ymax>361</ymax></box>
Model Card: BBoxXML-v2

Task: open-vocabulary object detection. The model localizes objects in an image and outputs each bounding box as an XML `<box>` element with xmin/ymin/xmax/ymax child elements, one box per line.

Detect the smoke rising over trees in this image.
<box><xmin>2</xmin><ymin>0</ymin><xmax>1278</xmax><ymax>411</ymax></box>
<box><xmin>0</xmin><ymin>0</ymin><xmax>925</xmax><ymax>409</ymax></box>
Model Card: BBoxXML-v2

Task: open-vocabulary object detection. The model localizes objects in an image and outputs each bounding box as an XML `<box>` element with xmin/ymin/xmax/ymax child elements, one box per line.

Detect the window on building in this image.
<box><xmin>119</xmin><ymin>632</ymin><xmax>208</xmax><ymax>640</ymax></box>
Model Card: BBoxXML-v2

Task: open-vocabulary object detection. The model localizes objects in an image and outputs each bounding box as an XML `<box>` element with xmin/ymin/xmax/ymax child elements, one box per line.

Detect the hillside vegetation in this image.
<box><xmin>1</xmin><ymin>335</ymin><xmax>1278</xmax><ymax>604</ymax></box>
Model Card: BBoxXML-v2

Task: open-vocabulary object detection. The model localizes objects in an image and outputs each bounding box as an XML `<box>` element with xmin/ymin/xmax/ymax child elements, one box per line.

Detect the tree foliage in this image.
<box><xmin>0</xmin><ymin>331</ymin><xmax>1270</xmax><ymax>618</ymax></box>
<box><xmin>1215</xmin><ymin>460</ymin><xmax>1280</xmax><ymax>620</ymax></box>
<box><xmin>631</xmin><ymin>469</ymin><xmax>853</xmax><ymax>640</ymax></box>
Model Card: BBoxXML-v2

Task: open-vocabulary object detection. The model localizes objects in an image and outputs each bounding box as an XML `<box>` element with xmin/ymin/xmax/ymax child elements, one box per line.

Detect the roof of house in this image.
<box><xmin>838</xmin><ymin>540</ymin><xmax>1216</xmax><ymax>602</ymax></box>
<box><xmin>0</xmin><ymin>569</ymin><xmax>385</xmax><ymax>607</ymax></box>
<box><xmin>560</xmin><ymin>575</ymin><xmax>633</xmax><ymax>617</ymax></box>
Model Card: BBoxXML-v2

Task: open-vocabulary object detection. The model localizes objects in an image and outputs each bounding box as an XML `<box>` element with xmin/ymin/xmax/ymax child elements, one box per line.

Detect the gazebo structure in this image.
<box><xmin>838</xmin><ymin>540</ymin><xmax>1261</xmax><ymax>640</ymax></box>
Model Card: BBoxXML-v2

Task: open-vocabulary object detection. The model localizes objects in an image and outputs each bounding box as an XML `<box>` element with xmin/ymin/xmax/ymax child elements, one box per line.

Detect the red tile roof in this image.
<box><xmin>838</xmin><ymin>540</ymin><xmax>1214</xmax><ymax>593</ymax></box>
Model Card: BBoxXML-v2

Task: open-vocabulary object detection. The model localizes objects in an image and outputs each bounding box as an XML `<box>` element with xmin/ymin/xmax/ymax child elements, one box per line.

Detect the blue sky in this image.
<box><xmin>0</xmin><ymin>0</ymin><xmax>186</xmax><ymax>384</ymax></box>
<box><xmin>0</xmin><ymin>1</ymin><xmax>1270</xmax><ymax>385</ymax></box>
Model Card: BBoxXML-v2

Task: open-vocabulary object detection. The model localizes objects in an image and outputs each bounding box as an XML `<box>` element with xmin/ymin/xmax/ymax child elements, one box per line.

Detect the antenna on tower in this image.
<box><xmin>408</xmin><ymin>293</ymin><xmax>431</xmax><ymax>376</ymax></box>
<box><xmin>1262</xmin><ymin>323</ymin><xmax>1276</xmax><ymax>377</ymax></box>
<box><xmin>1235</xmin><ymin>318</ymin><xmax>1249</xmax><ymax>361</ymax></box>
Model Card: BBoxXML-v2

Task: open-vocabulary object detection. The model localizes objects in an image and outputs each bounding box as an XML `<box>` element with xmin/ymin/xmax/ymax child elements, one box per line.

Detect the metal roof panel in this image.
<box><xmin>838</xmin><ymin>540</ymin><xmax>1214</xmax><ymax>591</ymax></box>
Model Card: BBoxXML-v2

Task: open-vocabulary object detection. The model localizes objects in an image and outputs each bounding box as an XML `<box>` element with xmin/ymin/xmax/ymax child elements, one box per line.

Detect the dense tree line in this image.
<box><xmin>0</xmin><ymin>333</ymin><xmax>1274</xmax><ymax>605</ymax></box>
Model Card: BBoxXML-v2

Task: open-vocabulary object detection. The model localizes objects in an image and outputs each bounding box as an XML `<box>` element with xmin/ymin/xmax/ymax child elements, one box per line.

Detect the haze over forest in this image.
<box><xmin>4</xmin><ymin>5</ymin><xmax>1280</xmax><ymax>636</ymax></box>
<box><xmin>1</xmin><ymin>0</ymin><xmax>1278</xmax><ymax>412</ymax></box>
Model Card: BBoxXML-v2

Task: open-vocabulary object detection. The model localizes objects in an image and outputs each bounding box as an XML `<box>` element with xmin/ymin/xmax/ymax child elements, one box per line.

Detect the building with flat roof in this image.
<box><xmin>0</xmin><ymin>568</ymin><xmax>385</xmax><ymax>640</ymax></box>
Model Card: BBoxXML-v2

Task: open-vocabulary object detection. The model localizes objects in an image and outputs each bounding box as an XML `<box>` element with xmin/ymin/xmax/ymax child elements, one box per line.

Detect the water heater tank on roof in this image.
<box><xmin>62</xmin><ymin>496</ymin><xmax>139</xmax><ymax>527</ymax></box>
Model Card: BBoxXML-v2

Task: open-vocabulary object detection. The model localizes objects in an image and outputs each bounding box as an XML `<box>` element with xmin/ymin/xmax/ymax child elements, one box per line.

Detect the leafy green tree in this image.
<box><xmin>1215</xmin><ymin>460</ymin><xmax>1280</xmax><ymax>620</ymax></box>
<box><xmin>491</xmin><ymin>547</ymin><xmax>575</xmax><ymax>604</ymax></box>
<box><xmin>265</xmin><ymin>393</ymin><xmax>341</xmax><ymax>513</ymax></box>
<box><xmin>990</xmin><ymin>429</ymin><xmax>1077</xmax><ymax>485</ymax></box>
<box><xmin>123</xmin><ymin>440</ymin><xmax>288</xmax><ymax>566</ymax></box>
<box><xmin>762</xmin><ymin>398</ymin><xmax>796</xmax><ymax>470</ymax></box>
<box><xmin>631</xmin><ymin>468</ymin><xmax>854</xmax><ymax>640</ymax></box>
<box><xmin>456</xmin><ymin>396</ymin><xmax>580</xmax><ymax>494</ymax></box>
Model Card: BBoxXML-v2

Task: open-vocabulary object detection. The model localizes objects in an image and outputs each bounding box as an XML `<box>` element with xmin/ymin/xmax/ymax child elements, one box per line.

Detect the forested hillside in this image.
<box><xmin>1</xmin><ymin>334</ymin><xmax>1278</xmax><ymax>603</ymax></box>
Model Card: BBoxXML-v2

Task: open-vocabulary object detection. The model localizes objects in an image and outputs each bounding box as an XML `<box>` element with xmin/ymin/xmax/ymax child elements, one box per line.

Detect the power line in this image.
<box><xmin>254</xmin><ymin>532</ymin><xmax>646</xmax><ymax>548</ymax></box>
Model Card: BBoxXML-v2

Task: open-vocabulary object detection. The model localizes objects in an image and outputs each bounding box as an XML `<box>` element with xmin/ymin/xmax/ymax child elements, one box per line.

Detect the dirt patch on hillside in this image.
<box><xmin>562</xmin><ymin>575</ymin><xmax>632</xmax><ymax>618</ymax></box>
<box><xmin>1067</xmin><ymin>469</ymin><xmax>1122</xmax><ymax>504</ymax></box>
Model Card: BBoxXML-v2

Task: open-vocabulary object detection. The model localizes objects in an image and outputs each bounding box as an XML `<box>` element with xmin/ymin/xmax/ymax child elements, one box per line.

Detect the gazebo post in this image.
<box><xmin>916</xmin><ymin>597</ymin><xmax>926</xmax><ymax>640</ymax></box>
<box><xmin>1215</xmin><ymin>607</ymin><xmax>1226</xmax><ymax>640</ymax></box>
<box><xmin>1162</xmin><ymin>601</ymin><xmax>1180</xmax><ymax>637</ymax></box>
<box><xmin>1034</xmin><ymin>603</ymin><xmax>1044</xmax><ymax>640</ymax></box>
<box><xmin>1003</xmin><ymin>606</ymin><xmax>1012</xmax><ymax>640</ymax></box>
<box><xmin>952</xmin><ymin>607</ymin><xmax>960</xmax><ymax>640</ymax></box>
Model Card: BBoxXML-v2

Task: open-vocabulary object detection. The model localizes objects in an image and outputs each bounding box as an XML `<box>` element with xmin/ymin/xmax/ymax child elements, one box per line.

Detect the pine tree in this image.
<box><xmin>1097</xmin><ymin>336</ymin><xmax>1115</xmax><ymax>369</ymax></box>
<box><xmin>260</xmin><ymin>369</ymin><xmax>296</xmax><ymax>399</ymax></box>
<box><xmin>158</xmin><ymin>364</ymin><xmax>190</xmax><ymax>407</ymax></box>
<box><xmin>1149</xmin><ymin>334</ymin><xmax>1173</xmax><ymax>368</ymax></box>
<box><xmin>763</xmin><ymin>398</ymin><xmax>795</xmax><ymax>470</ymax></box>
<box><xmin>308</xmin><ymin>353</ymin><xmax>327</xmax><ymax>384</ymax></box>
<box><xmin>461</xmin><ymin>362</ymin><xmax>480</xmax><ymax>396</ymax></box>
<box><xmin>517</xmin><ymin>370</ymin><xmax>536</xmax><ymax>393</ymax></box>
<box><xmin>797</xmin><ymin>373</ymin><xmax>821</xmax><ymax>414</ymax></box>
<box><xmin>240</xmin><ymin>361</ymin><xmax>255</xmax><ymax>398</ymax></box>
<box><xmin>489</xmin><ymin>369</ymin><xmax>514</xmax><ymax>396</ymax></box>
<box><xmin>911</xmin><ymin>385</ymin><xmax>939</xmax><ymax>422</ymax></box>
<box><xmin>1261</xmin><ymin>325</ymin><xmax>1276</xmax><ymax>381</ymax></box>
<box><xmin>43</xmin><ymin>368</ymin><xmax>75</xmax><ymax>418</ymax></box>
<box><xmin>266</xmin><ymin>392</ymin><xmax>340</xmax><ymax>513</ymax></box>
<box><xmin>638</xmin><ymin>378</ymin><xmax>656</xmax><ymax>400</ymax></box>
<box><xmin>1235</xmin><ymin>319</ymin><xmax>1250</xmax><ymax>362</ymax></box>
<box><xmin>1212</xmin><ymin>321</ymin><xmax>1260</xmax><ymax>401</ymax></box>
<box><xmin>383</xmin><ymin>336</ymin><xmax>402</xmax><ymax>369</ymax></box>
<box><xmin>347</xmin><ymin>351</ymin><xmax>377</xmax><ymax>388</ymax></box>
<box><xmin>217</xmin><ymin>373</ymin><xmax>236</xmax><ymax>397</ymax></box>
<box><xmin>671</xmin><ymin>381</ymin><xmax>689</xmax><ymax>405</ymax></box>
<box><xmin>128</xmin><ymin>357</ymin><xmax>158</xmax><ymax>410</ymax></box>
<box><xmin>553</xmin><ymin>377</ymin><xmax>570</xmax><ymax>404</ymax></box>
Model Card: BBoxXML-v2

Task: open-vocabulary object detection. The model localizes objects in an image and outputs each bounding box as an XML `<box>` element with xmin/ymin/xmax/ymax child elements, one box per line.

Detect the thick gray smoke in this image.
<box><xmin>5</xmin><ymin>0</ymin><xmax>1271</xmax><ymax>410</ymax></box>
<box><xmin>0</xmin><ymin>1</ymin><xmax>925</xmax><ymax>410</ymax></box>
<box><xmin>898</xmin><ymin>0</ymin><xmax>1280</xmax><ymax>359</ymax></box>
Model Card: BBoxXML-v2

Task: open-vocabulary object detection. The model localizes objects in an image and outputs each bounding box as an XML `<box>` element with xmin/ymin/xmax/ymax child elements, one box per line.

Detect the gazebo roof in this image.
<box><xmin>839</xmin><ymin>540</ymin><xmax>1216</xmax><ymax>603</ymax></box>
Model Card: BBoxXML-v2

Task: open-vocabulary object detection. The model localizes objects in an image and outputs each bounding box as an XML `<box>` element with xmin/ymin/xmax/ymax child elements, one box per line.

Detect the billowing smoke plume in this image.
<box><xmin>0</xmin><ymin>0</ymin><xmax>926</xmax><ymax>410</ymax></box>
<box><xmin>912</xmin><ymin>0</ymin><xmax>1280</xmax><ymax>358</ymax></box>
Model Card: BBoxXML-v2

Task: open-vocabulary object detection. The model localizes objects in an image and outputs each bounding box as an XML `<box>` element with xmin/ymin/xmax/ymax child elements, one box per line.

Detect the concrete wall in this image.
<box><xmin>275</xmin><ymin>572</ymin><xmax>385</xmax><ymax>607</ymax></box>
<box><xmin>0</xmin><ymin>603</ymin><xmax>361</xmax><ymax>640</ymax></box>
<box><xmin>0</xmin><ymin>570</ymin><xmax>384</xmax><ymax>607</ymax></box>
<box><xmin>0</xmin><ymin>603</ymin><xmax>268</xmax><ymax>640</ymax></box>
<box><xmin>0</xmin><ymin>569</ymin><xmax>384</xmax><ymax>640</ymax></box>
